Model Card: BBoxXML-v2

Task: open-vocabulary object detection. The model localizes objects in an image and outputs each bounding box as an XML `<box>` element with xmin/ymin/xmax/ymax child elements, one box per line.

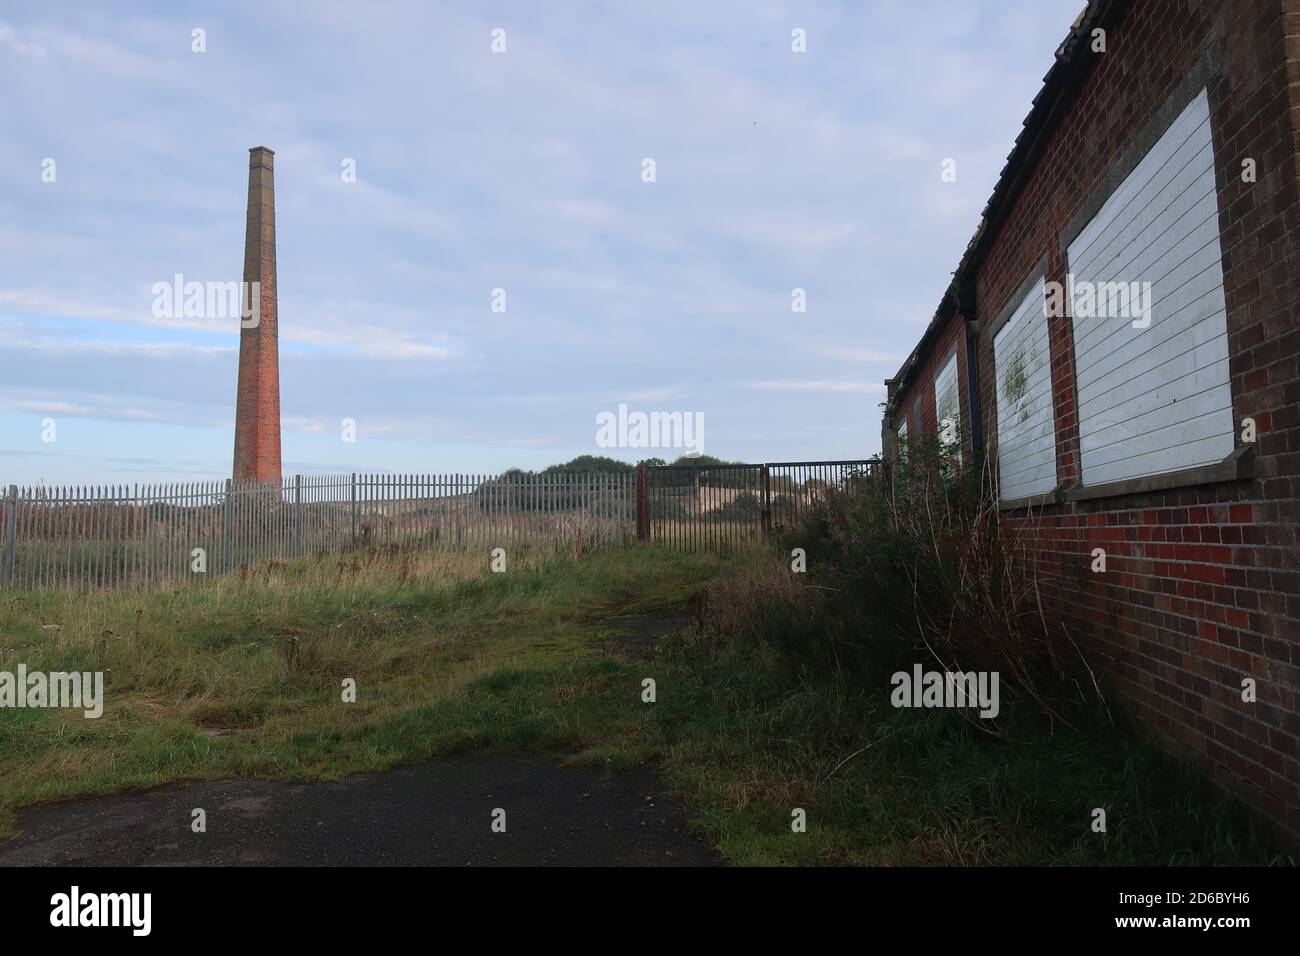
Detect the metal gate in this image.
<box><xmin>637</xmin><ymin>459</ymin><xmax>876</xmax><ymax>552</ymax></box>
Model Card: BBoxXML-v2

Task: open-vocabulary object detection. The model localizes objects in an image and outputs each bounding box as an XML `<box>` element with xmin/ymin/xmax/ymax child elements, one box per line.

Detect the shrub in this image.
<box><xmin>719</xmin><ymin>437</ymin><xmax>1105</xmax><ymax>732</ymax></box>
<box><xmin>709</xmin><ymin>490</ymin><xmax>761</xmax><ymax>522</ymax></box>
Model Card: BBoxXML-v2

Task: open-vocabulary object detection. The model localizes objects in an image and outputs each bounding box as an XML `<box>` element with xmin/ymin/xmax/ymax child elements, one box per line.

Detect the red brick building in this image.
<box><xmin>885</xmin><ymin>0</ymin><xmax>1300</xmax><ymax>843</ymax></box>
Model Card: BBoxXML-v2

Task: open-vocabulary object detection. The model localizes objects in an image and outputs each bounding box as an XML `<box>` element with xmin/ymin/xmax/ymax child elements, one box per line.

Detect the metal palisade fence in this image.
<box><xmin>0</xmin><ymin>459</ymin><xmax>878</xmax><ymax>589</ymax></box>
<box><xmin>639</xmin><ymin>459</ymin><xmax>877</xmax><ymax>552</ymax></box>
<box><xmin>1</xmin><ymin>471</ymin><xmax>635</xmax><ymax>591</ymax></box>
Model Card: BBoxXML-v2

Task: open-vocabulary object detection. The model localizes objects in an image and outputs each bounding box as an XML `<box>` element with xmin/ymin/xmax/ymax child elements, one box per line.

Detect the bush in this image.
<box><xmin>709</xmin><ymin>490</ymin><xmax>761</xmax><ymax>522</ymax></box>
<box><xmin>714</xmin><ymin>436</ymin><xmax>1105</xmax><ymax>732</ymax></box>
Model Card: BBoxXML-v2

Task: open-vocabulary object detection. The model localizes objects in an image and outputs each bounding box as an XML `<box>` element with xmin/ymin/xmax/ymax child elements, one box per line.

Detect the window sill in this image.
<box><xmin>998</xmin><ymin>487</ymin><xmax>1064</xmax><ymax>511</ymax></box>
<box><xmin>1064</xmin><ymin>445</ymin><xmax>1255</xmax><ymax>503</ymax></box>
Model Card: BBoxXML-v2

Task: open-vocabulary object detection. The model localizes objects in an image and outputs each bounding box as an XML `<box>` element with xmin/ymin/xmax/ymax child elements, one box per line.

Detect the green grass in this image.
<box><xmin>0</xmin><ymin>543</ymin><xmax>1290</xmax><ymax>865</ymax></box>
<box><xmin>643</xmin><ymin>635</ymin><xmax>1291</xmax><ymax>865</ymax></box>
<box><xmin>0</xmin><ymin>545</ymin><xmax>716</xmax><ymax>836</ymax></box>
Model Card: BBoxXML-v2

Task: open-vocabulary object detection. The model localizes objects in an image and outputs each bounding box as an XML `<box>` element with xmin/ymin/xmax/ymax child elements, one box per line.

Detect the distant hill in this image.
<box><xmin>500</xmin><ymin>454</ymin><xmax>751</xmax><ymax>479</ymax></box>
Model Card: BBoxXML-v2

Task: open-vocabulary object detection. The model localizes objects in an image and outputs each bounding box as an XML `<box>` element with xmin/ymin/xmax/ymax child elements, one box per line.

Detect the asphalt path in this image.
<box><xmin>0</xmin><ymin>752</ymin><xmax>719</xmax><ymax>867</ymax></box>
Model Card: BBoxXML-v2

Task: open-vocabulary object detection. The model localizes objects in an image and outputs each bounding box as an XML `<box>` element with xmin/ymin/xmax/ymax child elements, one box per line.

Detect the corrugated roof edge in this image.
<box><xmin>885</xmin><ymin>0</ymin><xmax>1124</xmax><ymax>405</ymax></box>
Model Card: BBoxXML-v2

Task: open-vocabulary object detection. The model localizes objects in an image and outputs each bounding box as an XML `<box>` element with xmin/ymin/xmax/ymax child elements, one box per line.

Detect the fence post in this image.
<box><xmin>294</xmin><ymin>474</ymin><xmax>303</xmax><ymax>557</ymax></box>
<box><xmin>4</xmin><ymin>485</ymin><xmax>16</xmax><ymax>586</ymax></box>
<box><xmin>222</xmin><ymin>478</ymin><xmax>233</xmax><ymax>573</ymax></box>
<box><xmin>635</xmin><ymin>464</ymin><xmax>649</xmax><ymax>541</ymax></box>
<box><xmin>760</xmin><ymin>465</ymin><xmax>771</xmax><ymax>537</ymax></box>
<box><xmin>350</xmin><ymin>473</ymin><xmax>358</xmax><ymax>549</ymax></box>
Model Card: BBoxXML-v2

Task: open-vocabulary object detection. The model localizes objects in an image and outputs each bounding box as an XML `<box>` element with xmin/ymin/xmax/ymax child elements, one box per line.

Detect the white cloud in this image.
<box><xmin>748</xmin><ymin>380</ymin><xmax>886</xmax><ymax>394</ymax></box>
<box><xmin>0</xmin><ymin>290</ymin><xmax>454</xmax><ymax>360</ymax></box>
<box><xmin>807</xmin><ymin>345</ymin><xmax>907</xmax><ymax>364</ymax></box>
<box><xmin>0</xmin><ymin>21</ymin><xmax>45</xmax><ymax>59</ymax></box>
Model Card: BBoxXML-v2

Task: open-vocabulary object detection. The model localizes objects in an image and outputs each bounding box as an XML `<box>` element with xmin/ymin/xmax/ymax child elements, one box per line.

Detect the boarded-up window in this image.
<box><xmin>993</xmin><ymin>277</ymin><xmax>1054</xmax><ymax>501</ymax></box>
<box><xmin>1066</xmin><ymin>87</ymin><xmax>1233</xmax><ymax>486</ymax></box>
<box><xmin>933</xmin><ymin>351</ymin><xmax>961</xmax><ymax>464</ymax></box>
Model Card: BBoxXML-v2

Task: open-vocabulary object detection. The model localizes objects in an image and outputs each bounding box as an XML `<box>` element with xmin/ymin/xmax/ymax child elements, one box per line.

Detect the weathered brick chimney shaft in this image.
<box><xmin>232</xmin><ymin>146</ymin><xmax>282</xmax><ymax>482</ymax></box>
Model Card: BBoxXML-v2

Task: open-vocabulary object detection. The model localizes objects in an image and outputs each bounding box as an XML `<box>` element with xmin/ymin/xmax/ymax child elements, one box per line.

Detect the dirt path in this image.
<box><xmin>0</xmin><ymin>753</ymin><xmax>719</xmax><ymax>867</ymax></box>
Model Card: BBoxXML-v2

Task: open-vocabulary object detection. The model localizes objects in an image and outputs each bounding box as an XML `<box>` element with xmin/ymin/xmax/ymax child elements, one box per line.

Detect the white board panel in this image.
<box><xmin>1076</xmin><ymin>291</ymin><xmax>1227</xmax><ymax>404</ymax></box>
<box><xmin>1069</xmin><ymin>93</ymin><xmax>1210</xmax><ymax>267</ymax></box>
<box><xmin>1067</xmin><ymin>87</ymin><xmax>1234</xmax><ymax>486</ymax></box>
<box><xmin>993</xmin><ymin>277</ymin><xmax>1055</xmax><ymax>500</ymax></box>
<box><xmin>933</xmin><ymin>351</ymin><xmax>961</xmax><ymax>464</ymax></box>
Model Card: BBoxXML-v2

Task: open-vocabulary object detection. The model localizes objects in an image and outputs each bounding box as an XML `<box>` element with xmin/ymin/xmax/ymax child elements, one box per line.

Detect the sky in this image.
<box><xmin>0</xmin><ymin>0</ymin><xmax>1086</xmax><ymax>487</ymax></box>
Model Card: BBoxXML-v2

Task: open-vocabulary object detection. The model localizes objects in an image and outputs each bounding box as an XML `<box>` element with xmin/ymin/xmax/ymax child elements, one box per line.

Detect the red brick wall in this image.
<box><xmin>896</xmin><ymin>318</ymin><xmax>974</xmax><ymax>460</ymax></box>
<box><xmin>891</xmin><ymin>0</ymin><xmax>1300</xmax><ymax>843</ymax></box>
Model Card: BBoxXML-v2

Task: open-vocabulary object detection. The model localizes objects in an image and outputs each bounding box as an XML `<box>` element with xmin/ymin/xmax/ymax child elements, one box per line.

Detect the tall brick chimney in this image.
<box><xmin>232</xmin><ymin>146</ymin><xmax>282</xmax><ymax>482</ymax></box>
